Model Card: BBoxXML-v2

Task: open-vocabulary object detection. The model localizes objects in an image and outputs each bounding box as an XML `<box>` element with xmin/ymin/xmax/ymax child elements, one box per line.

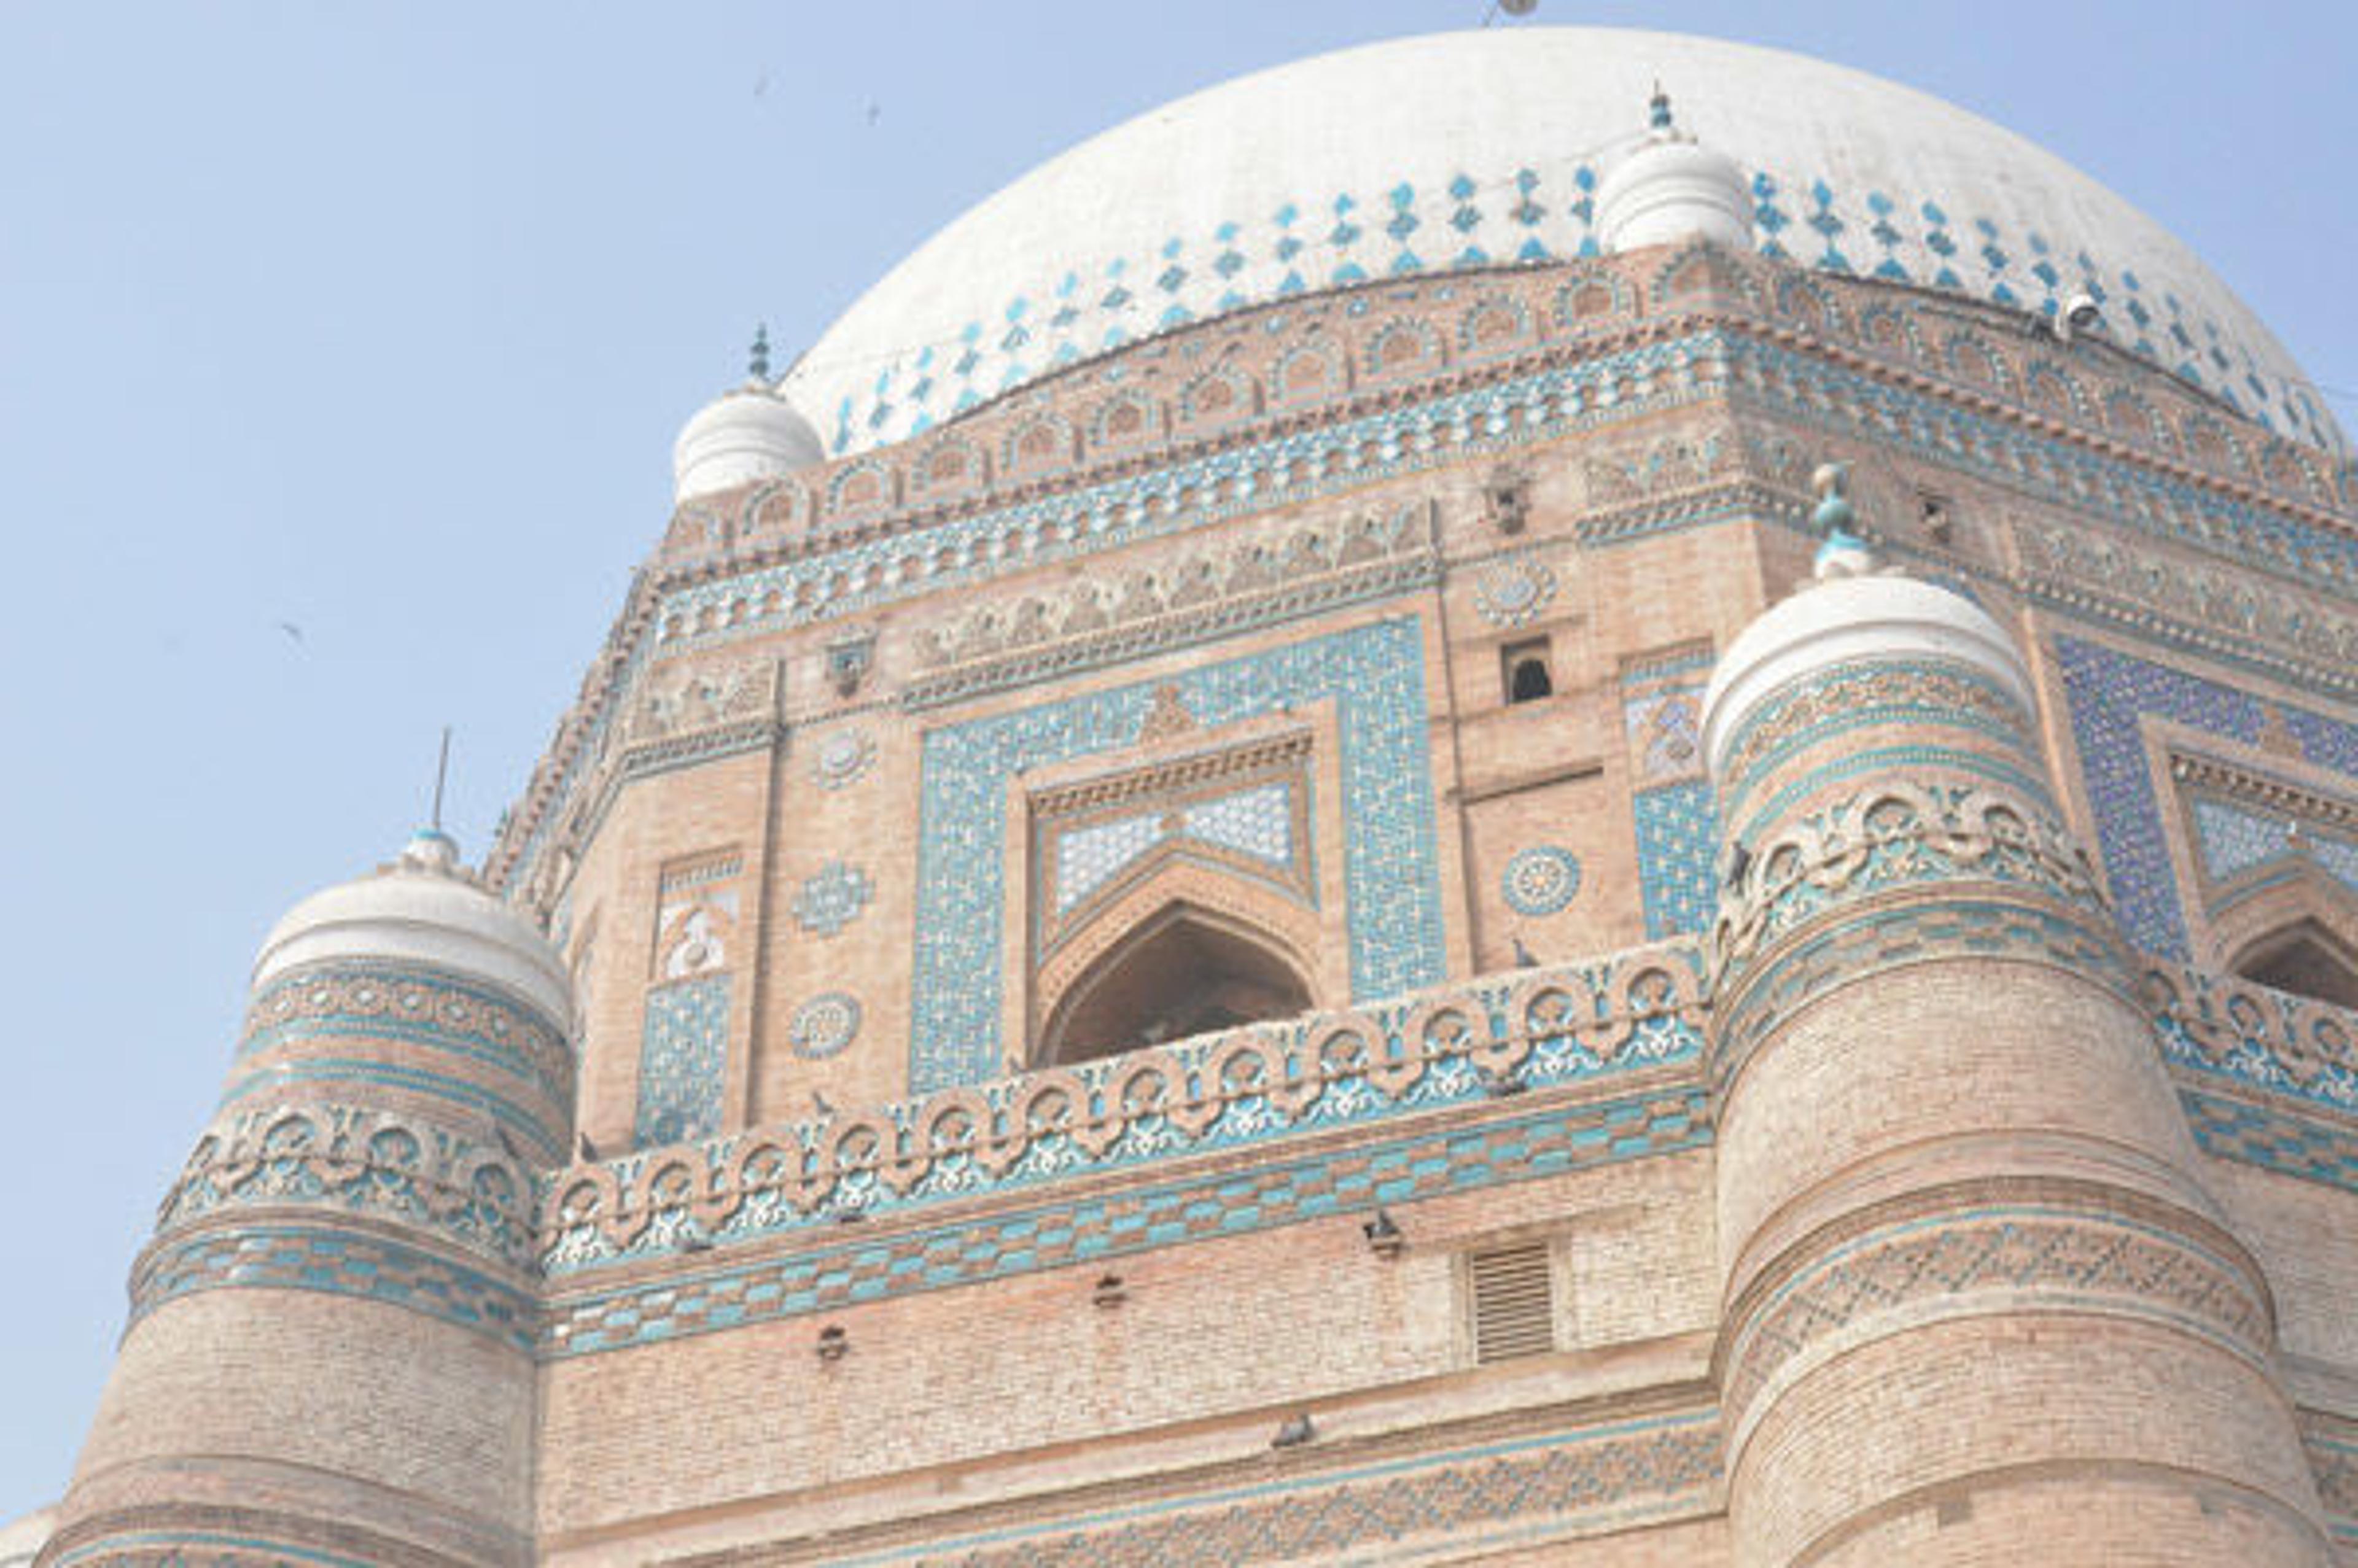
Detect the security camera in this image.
<box><xmin>2056</xmin><ymin>293</ymin><xmax>2101</xmax><ymax>342</ymax></box>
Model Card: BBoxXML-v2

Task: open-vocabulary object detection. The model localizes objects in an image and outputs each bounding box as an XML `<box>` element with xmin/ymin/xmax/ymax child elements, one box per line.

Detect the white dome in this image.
<box><xmin>1595</xmin><ymin>107</ymin><xmax>1751</xmax><ymax>252</ymax></box>
<box><xmin>780</xmin><ymin>28</ymin><xmax>2341</xmax><ymax>458</ymax></box>
<box><xmin>672</xmin><ymin>383</ymin><xmax>824</xmax><ymax>506</ymax></box>
<box><xmin>254</xmin><ymin>829</ymin><xmax>573</xmax><ymax>1027</ymax></box>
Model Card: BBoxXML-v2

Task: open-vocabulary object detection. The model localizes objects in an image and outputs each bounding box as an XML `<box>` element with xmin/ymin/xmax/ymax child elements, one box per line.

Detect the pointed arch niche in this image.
<box><xmin>1024</xmin><ymin>726</ymin><xmax>1331</xmax><ymax>1064</ymax></box>
<box><xmin>2169</xmin><ymin>748</ymin><xmax>2358</xmax><ymax>1012</ymax></box>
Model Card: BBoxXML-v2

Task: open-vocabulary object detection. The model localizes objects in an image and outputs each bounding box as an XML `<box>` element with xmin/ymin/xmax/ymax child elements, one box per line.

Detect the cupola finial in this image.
<box><xmin>1649</xmin><ymin>81</ymin><xmax>1674</xmax><ymax>134</ymax></box>
<box><xmin>1810</xmin><ymin>462</ymin><xmax>1878</xmax><ymax>580</ymax></box>
<box><xmin>749</xmin><ymin>322</ymin><xmax>772</xmax><ymax>383</ymax></box>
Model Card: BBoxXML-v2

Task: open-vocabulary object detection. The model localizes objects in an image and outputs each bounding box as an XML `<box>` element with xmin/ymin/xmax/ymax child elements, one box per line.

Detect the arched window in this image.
<box><xmin>1502</xmin><ymin>637</ymin><xmax>1553</xmax><ymax>704</ymax></box>
<box><xmin>1038</xmin><ymin>905</ymin><xmax>1312</xmax><ymax>1066</ymax></box>
<box><xmin>2232</xmin><ymin>918</ymin><xmax>2358</xmax><ymax>1011</ymax></box>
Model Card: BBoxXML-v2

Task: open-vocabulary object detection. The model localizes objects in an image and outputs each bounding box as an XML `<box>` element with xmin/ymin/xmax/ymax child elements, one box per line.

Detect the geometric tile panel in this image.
<box><xmin>1054</xmin><ymin>780</ymin><xmax>1296</xmax><ymax>915</ymax></box>
<box><xmin>1632</xmin><ymin>780</ymin><xmax>1716</xmax><ymax>940</ymax></box>
<box><xmin>792</xmin><ymin>861</ymin><xmax>874</xmax><ymax>937</ymax></box>
<box><xmin>2191</xmin><ymin>795</ymin><xmax>2358</xmax><ymax>894</ymax></box>
<box><xmin>912</xmin><ymin>618</ymin><xmax>1444</xmax><ymax>1092</ymax></box>
<box><xmin>633</xmin><ymin>976</ymin><xmax>731</xmax><ymax>1149</ymax></box>
<box><xmin>2053</xmin><ymin>636</ymin><xmax>2358</xmax><ymax>957</ymax></box>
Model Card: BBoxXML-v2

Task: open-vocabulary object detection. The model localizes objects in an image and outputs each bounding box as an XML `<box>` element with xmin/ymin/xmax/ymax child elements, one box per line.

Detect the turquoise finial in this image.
<box><xmin>749</xmin><ymin>323</ymin><xmax>772</xmax><ymax>382</ymax></box>
<box><xmin>1649</xmin><ymin>82</ymin><xmax>1673</xmax><ymax>133</ymax></box>
<box><xmin>1809</xmin><ymin>462</ymin><xmax>1876</xmax><ymax>579</ymax></box>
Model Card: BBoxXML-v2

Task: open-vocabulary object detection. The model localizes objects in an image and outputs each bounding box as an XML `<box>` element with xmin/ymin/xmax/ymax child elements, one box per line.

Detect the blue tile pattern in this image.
<box><xmin>2053</xmin><ymin>637</ymin><xmax>2358</xmax><ymax>957</ymax></box>
<box><xmin>792</xmin><ymin>861</ymin><xmax>874</xmax><ymax>937</ymax></box>
<box><xmin>214</xmin><ymin>1055</ymin><xmax>563</xmax><ymax>1162</ymax></box>
<box><xmin>794</xmin><ymin>155</ymin><xmax>2336</xmax><ymax>457</ymax></box>
<box><xmin>131</xmin><ymin>1222</ymin><xmax>535</xmax><ymax>1353</ymax></box>
<box><xmin>1501</xmin><ymin>845</ymin><xmax>1582</xmax><ymax>916</ymax></box>
<box><xmin>2179</xmin><ymin>1087</ymin><xmax>2358</xmax><ymax>1194</ymax></box>
<box><xmin>911</xmin><ymin>618</ymin><xmax>1444</xmax><ymax>1090</ymax></box>
<box><xmin>634</xmin><ymin>976</ymin><xmax>731</xmax><ymax>1149</ymax></box>
<box><xmin>2193</xmin><ymin>797</ymin><xmax>2358</xmax><ymax>891</ymax></box>
<box><xmin>1632</xmin><ymin>783</ymin><xmax>1717</xmax><ymax>939</ymax></box>
<box><xmin>501</xmin><ymin>312</ymin><xmax>2352</xmax><ymax>902</ymax></box>
<box><xmin>788</xmin><ymin>991</ymin><xmax>863</xmax><ymax>1060</ymax></box>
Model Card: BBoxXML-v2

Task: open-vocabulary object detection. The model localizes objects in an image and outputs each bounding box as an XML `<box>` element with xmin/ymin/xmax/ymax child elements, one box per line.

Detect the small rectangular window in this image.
<box><xmin>1468</xmin><ymin>1240</ymin><xmax>1555</xmax><ymax>1363</ymax></box>
<box><xmin>1501</xmin><ymin>637</ymin><xmax>1554</xmax><ymax>705</ymax></box>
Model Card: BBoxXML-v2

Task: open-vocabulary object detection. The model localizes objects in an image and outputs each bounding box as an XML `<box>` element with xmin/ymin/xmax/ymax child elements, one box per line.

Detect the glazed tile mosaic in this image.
<box><xmin>2193</xmin><ymin>797</ymin><xmax>2358</xmax><ymax>892</ymax></box>
<box><xmin>790</xmin><ymin>130</ymin><xmax>2333</xmax><ymax>457</ymax></box>
<box><xmin>542</xmin><ymin>1082</ymin><xmax>1710</xmax><ymax>1354</ymax></box>
<box><xmin>634</xmin><ymin>976</ymin><xmax>731</xmax><ymax>1149</ymax></box>
<box><xmin>2053</xmin><ymin>637</ymin><xmax>2358</xmax><ymax>958</ymax></box>
<box><xmin>911</xmin><ymin>618</ymin><xmax>1444</xmax><ymax>1090</ymax></box>
<box><xmin>1053</xmin><ymin>780</ymin><xmax>1296</xmax><ymax>915</ymax></box>
<box><xmin>1501</xmin><ymin>845</ymin><xmax>1582</xmax><ymax>916</ymax></box>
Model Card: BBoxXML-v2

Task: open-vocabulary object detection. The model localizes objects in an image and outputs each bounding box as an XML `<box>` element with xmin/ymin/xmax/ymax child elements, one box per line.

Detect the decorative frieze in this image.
<box><xmin>540</xmin><ymin>942</ymin><xmax>1708</xmax><ymax>1273</ymax></box>
<box><xmin>1714</xmin><ymin>781</ymin><xmax>2109</xmax><ymax>972</ymax></box>
<box><xmin>1721</xmin><ymin>1198</ymin><xmax>2272</xmax><ymax>1443</ymax></box>
<box><xmin>2018</xmin><ymin>519</ymin><xmax>2358</xmax><ymax>696</ymax></box>
<box><xmin>152</xmin><ymin>1101</ymin><xmax>538</xmax><ymax>1271</ymax></box>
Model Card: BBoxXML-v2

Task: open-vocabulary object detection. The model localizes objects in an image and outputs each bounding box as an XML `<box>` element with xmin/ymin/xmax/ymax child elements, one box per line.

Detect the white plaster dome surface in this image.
<box><xmin>254</xmin><ymin>831</ymin><xmax>573</xmax><ymax>1027</ymax></box>
<box><xmin>782</xmin><ymin>28</ymin><xmax>2340</xmax><ymax>459</ymax></box>
<box><xmin>1701</xmin><ymin>574</ymin><xmax>2036</xmax><ymax>783</ymax></box>
<box><xmin>673</xmin><ymin>382</ymin><xmax>825</xmax><ymax>506</ymax></box>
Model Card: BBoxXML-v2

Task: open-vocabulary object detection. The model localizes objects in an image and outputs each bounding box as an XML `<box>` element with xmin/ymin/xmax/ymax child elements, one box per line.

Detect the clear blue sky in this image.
<box><xmin>2</xmin><ymin>0</ymin><xmax>2350</xmax><ymax>1521</ymax></box>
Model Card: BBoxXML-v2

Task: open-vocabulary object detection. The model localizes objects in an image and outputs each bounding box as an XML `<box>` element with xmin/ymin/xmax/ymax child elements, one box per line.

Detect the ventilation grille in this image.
<box><xmin>1469</xmin><ymin>1241</ymin><xmax>1555</xmax><ymax>1364</ymax></box>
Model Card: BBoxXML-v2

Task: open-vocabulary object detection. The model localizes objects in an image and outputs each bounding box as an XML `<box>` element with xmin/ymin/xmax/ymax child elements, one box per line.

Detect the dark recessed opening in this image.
<box><xmin>2236</xmin><ymin>921</ymin><xmax>2358</xmax><ymax>1011</ymax></box>
<box><xmin>1041</xmin><ymin>906</ymin><xmax>1312</xmax><ymax>1066</ymax></box>
<box><xmin>1503</xmin><ymin>638</ymin><xmax>1553</xmax><ymax>704</ymax></box>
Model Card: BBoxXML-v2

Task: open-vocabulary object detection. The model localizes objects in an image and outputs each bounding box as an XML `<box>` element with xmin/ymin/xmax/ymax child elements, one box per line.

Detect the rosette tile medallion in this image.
<box><xmin>788</xmin><ymin>991</ymin><xmax>863</xmax><ymax>1059</ymax></box>
<box><xmin>29</xmin><ymin>24</ymin><xmax>2358</xmax><ymax>1568</ymax></box>
<box><xmin>1502</xmin><ymin>844</ymin><xmax>1583</xmax><ymax>915</ymax></box>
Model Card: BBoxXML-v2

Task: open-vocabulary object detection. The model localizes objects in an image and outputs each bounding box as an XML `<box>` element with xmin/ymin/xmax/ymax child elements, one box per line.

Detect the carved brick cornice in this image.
<box><xmin>2147</xmin><ymin>959</ymin><xmax>2358</xmax><ymax>1104</ymax></box>
<box><xmin>2017</xmin><ymin>519</ymin><xmax>2358</xmax><ymax>697</ymax></box>
<box><xmin>537</xmin><ymin>943</ymin><xmax>1708</xmax><ymax>1273</ymax></box>
<box><xmin>151</xmin><ymin>1100</ymin><xmax>539</xmax><ymax>1275</ymax></box>
<box><xmin>238</xmin><ymin>958</ymin><xmax>574</xmax><ymax>1109</ymax></box>
<box><xmin>903</xmin><ymin>500</ymin><xmax>1439</xmax><ymax>710</ymax></box>
<box><xmin>488</xmin><ymin>246</ymin><xmax>2354</xmax><ymax>904</ymax></box>
<box><xmin>1712</xmin><ymin>780</ymin><xmax>2107</xmax><ymax>976</ymax></box>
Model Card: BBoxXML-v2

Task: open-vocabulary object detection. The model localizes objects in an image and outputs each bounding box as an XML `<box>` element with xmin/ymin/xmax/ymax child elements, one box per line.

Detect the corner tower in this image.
<box><xmin>44</xmin><ymin>832</ymin><xmax>572</xmax><ymax>1567</ymax></box>
<box><xmin>1701</xmin><ymin>478</ymin><xmax>2332</xmax><ymax>1563</ymax></box>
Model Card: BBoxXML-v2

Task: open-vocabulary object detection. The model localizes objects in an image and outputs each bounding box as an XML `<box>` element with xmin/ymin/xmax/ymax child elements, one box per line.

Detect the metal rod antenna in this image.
<box><xmin>432</xmin><ymin>726</ymin><xmax>452</xmax><ymax>834</ymax></box>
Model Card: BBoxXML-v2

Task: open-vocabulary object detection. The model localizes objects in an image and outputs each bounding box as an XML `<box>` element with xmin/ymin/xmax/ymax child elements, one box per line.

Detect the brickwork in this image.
<box><xmin>1703</xmin><ymin>575</ymin><xmax>2340</xmax><ymax>1562</ymax></box>
<box><xmin>41</xmin><ymin>131</ymin><xmax>2358</xmax><ymax>1565</ymax></box>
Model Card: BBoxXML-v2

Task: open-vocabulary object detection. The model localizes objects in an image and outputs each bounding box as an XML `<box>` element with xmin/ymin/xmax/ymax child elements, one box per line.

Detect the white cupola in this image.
<box><xmin>671</xmin><ymin>326</ymin><xmax>824</xmax><ymax>506</ymax></box>
<box><xmin>1595</xmin><ymin>87</ymin><xmax>1753</xmax><ymax>254</ymax></box>
<box><xmin>254</xmin><ymin>828</ymin><xmax>574</xmax><ymax>1030</ymax></box>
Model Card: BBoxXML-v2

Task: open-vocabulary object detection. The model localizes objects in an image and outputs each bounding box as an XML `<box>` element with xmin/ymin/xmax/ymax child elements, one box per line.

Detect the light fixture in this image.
<box><xmin>1361</xmin><ymin>1209</ymin><xmax>1406</xmax><ymax>1259</ymax></box>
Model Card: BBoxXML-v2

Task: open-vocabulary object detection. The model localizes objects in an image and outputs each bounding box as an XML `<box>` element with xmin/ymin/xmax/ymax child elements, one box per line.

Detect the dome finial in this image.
<box><xmin>1649</xmin><ymin>82</ymin><xmax>1674</xmax><ymax>134</ymax></box>
<box><xmin>748</xmin><ymin>323</ymin><xmax>772</xmax><ymax>384</ymax></box>
<box><xmin>1810</xmin><ymin>462</ymin><xmax>1878</xmax><ymax>580</ymax></box>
